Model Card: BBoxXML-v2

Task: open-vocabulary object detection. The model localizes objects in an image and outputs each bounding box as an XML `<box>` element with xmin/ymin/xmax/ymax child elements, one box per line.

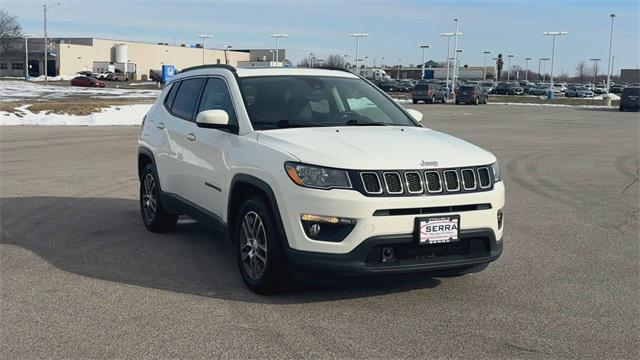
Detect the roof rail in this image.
<box><xmin>179</xmin><ymin>64</ymin><xmax>237</xmax><ymax>74</ymax></box>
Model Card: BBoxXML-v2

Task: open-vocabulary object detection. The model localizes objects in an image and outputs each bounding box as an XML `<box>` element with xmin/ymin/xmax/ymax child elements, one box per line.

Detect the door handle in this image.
<box><xmin>185</xmin><ymin>133</ymin><xmax>197</xmax><ymax>142</ymax></box>
<box><xmin>156</xmin><ymin>122</ymin><xmax>165</xmax><ymax>130</ymax></box>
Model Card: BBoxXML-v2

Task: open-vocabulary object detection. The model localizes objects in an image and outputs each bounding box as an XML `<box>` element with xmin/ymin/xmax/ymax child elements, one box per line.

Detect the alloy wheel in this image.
<box><xmin>142</xmin><ymin>173</ymin><xmax>157</xmax><ymax>222</ymax></box>
<box><xmin>240</xmin><ymin>211</ymin><xmax>268</xmax><ymax>280</ymax></box>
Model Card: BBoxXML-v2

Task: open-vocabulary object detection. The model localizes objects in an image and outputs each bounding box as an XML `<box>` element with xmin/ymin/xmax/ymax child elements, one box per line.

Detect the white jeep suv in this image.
<box><xmin>138</xmin><ymin>65</ymin><xmax>505</xmax><ymax>293</ymax></box>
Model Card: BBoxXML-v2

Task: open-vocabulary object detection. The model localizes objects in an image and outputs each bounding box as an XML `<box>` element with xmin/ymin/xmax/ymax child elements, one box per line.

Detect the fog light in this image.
<box><xmin>300</xmin><ymin>214</ymin><xmax>356</xmax><ymax>242</ymax></box>
<box><xmin>381</xmin><ymin>246</ymin><xmax>396</xmax><ymax>263</ymax></box>
<box><xmin>308</xmin><ymin>223</ymin><xmax>321</xmax><ymax>237</ymax></box>
<box><xmin>497</xmin><ymin>209</ymin><xmax>503</xmax><ymax>230</ymax></box>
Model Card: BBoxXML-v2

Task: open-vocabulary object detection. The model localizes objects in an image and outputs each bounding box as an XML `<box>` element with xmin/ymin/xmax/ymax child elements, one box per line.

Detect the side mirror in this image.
<box><xmin>196</xmin><ymin>109</ymin><xmax>229</xmax><ymax>128</ymax></box>
<box><xmin>406</xmin><ymin>108</ymin><xmax>423</xmax><ymax>122</ymax></box>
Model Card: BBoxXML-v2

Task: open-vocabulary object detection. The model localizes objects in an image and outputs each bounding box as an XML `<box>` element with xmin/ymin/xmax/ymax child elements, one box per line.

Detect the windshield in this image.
<box><xmin>238</xmin><ymin>76</ymin><xmax>418</xmax><ymax>130</ymax></box>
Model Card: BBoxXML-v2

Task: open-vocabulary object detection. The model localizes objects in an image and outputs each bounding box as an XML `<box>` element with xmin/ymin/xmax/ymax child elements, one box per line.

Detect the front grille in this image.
<box><xmin>478</xmin><ymin>167</ymin><xmax>491</xmax><ymax>188</ymax></box>
<box><xmin>365</xmin><ymin>238</ymin><xmax>490</xmax><ymax>264</ymax></box>
<box><xmin>404</xmin><ymin>172</ymin><xmax>423</xmax><ymax>193</ymax></box>
<box><xmin>361</xmin><ymin>172</ymin><xmax>382</xmax><ymax>194</ymax></box>
<box><xmin>383</xmin><ymin>172</ymin><xmax>403</xmax><ymax>194</ymax></box>
<box><xmin>353</xmin><ymin>165</ymin><xmax>494</xmax><ymax>197</ymax></box>
<box><xmin>443</xmin><ymin>170</ymin><xmax>460</xmax><ymax>191</ymax></box>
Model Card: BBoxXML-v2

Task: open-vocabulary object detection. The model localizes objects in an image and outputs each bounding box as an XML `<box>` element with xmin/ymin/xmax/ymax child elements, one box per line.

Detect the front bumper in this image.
<box><xmin>275</xmin><ymin>170</ymin><xmax>505</xmax><ymax>255</ymax></box>
<box><xmin>287</xmin><ymin>228</ymin><xmax>502</xmax><ymax>275</ymax></box>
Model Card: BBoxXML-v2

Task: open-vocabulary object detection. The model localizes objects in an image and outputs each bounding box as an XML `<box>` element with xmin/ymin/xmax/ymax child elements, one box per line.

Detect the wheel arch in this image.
<box><xmin>227</xmin><ymin>174</ymin><xmax>290</xmax><ymax>249</ymax></box>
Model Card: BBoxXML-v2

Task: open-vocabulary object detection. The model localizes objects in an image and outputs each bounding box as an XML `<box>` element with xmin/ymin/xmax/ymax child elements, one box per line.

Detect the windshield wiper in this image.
<box><xmin>344</xmin><ymin>119</ymin><xmax>389</xmax><ymax>126</ymax></box>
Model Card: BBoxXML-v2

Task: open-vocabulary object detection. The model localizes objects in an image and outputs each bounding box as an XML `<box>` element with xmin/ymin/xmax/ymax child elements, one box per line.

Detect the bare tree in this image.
<box><xmin>0</xmin><ymin>9</ymin><xmax>23</xmax><ymax>55</ymax></box>
<box><xmin>297</xmin><ymin>57</ymin><xmax>311</xmax><ymax>67</ymax></box>
<box><xmin>575</xmin><ymin>61</ymin><xmax>587</xmax><ymax>83</ymax></box>
<box><xmin>323</xmin><ymin>54</ymin><xmax>345</xmax><ymax>68</ymax></box>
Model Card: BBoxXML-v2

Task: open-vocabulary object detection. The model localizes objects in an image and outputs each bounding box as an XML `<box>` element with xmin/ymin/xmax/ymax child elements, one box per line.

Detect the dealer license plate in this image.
<box><xmin>416</xmin><ymin>216</ymin><xmax>460</xmax><ymax>245</ymax></box>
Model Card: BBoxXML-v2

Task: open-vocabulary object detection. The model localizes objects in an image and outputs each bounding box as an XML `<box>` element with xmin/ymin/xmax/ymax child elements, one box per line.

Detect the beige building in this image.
<box><xmin>0</xmin><ymin>37</ymin><xmax>283</xmax><ymax>80</ymax></box>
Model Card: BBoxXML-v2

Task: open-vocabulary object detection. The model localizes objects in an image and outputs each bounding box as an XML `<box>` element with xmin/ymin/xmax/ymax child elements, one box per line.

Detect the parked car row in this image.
<box><xmin>76</xmin><ymin>70</ymin><xmax>129</xmax><ymax>82</ymax></box>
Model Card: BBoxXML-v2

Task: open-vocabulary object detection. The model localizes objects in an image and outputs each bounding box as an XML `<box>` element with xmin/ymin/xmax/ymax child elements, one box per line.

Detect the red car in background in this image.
<box><xmin>70</xmin><ymin>76</ymin><xmax>106</xmax><ymax>88</ymax></box>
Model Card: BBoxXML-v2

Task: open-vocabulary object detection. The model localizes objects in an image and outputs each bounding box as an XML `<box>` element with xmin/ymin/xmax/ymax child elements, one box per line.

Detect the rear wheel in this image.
<box><xmin>474</xmin><ymin>97</ymin><xmax>479</xmax><ymax>105</ymax></box>
<box><xmin>235</xmin><ymin>196</ymin><xmax>288</xmax><ymax>293</ymax></box>
<box><xmin>140</xmin><ymin>164</ymin><xmax>178</xmax><ymax>232</ymax></box>
<box><xmin>430</xmin><ymin>95</ymin><xmax>436</xmax><ymax>104</ymax></box>
<box><xmin>412</xmin><ymin>99</ymin><xmax>418</xmax><ymax>104</ymax></box>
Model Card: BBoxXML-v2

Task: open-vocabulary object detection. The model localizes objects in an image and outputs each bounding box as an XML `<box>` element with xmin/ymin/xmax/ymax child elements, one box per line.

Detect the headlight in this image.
<box><xmin>285</xmin><ymin>162</ymin><xmax>352</xmax><ymax>190</ymax></box>
<box><xmin>491</xmin><ymin>162</ymin><xmax>502</xmax><ymax>182</ymax></box>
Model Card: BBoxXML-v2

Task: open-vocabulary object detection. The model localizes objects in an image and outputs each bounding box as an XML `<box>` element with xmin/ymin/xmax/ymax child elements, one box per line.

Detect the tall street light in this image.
<box><xmin>606</xmin><ymin>14</ymin><xmax>615</xmax><ymax>93</ymax></box>
<box><xmin>418</xmin><ymin>44</ymin><xmax>431</xmax><ymax>80</ymax></box>
<box><xmin>452</xmin><ymin>19</ymin><xmax>460</xmax><ymax>88</ymax></box>
<box><xmin>544</xmin><ymin>31</ymin><xmax>568</xmax><ymax>88</ymax></box>
<box><xmin>397</xmin><ymin>58</ymin><xmax>402</xmax><ymax>80</ymax></box>
<box><xmin>269</xmin><ymin>33</ymin><xmax>288</xmax><ymax>65</ymax></box>
<box><xmin>590</xmin><ymin>58</ymin><xmax>601</xmax><ymax>84</ymax></box>
<box><xmin>196</xmin><ymin>34</ymin><xmax>213</xmax><ymax>64</ymax></box>
<box><xmin>441</xmin><ymin>31</ymin><xmax>460</xmax><ymax>97</ymax></box>
<box><xmin>524</xmin><ymin>57</ymin><xmax>532</xmax><ymax>81</ymax></box>
<box><xmin>482</xmin><ymin>51</ymin><xmax>491</xmax><ymax>81</ymax></box>
<box><xmin>539</xmin><ymin>58</ymin><xmax>550</xmax><ymax>82</ymax></box>
<box><xmin>455</xmin><ymin>49</ymin><xmax>463</xmax><ymax>83</ymax></box>
<box><xmin>43</xmin><ymin>2</ymin><xmax>61</xmax><ymax>85</ymax></box>
<box><xmin>507</xmin><ymin>54</ymin><xmax>514</xmax><ymax>82</ymax></box>
<box><xmin>224</xmin><ymin>44</ymin><xmax>232</xmax><ymax>65</ymax></box>
<box><xmin>349</xmin><ymin>33</ymin><xmax>369</xmax><ymax>76</ymax></box>
<box><xmin>23</xmin><ymin>34</ymin><xmax>34</xmax><ymax>80</ymax></box>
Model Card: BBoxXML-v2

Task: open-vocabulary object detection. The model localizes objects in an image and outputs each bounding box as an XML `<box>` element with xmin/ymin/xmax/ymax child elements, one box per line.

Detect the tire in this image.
<box><xmin>619</xmin><ymin>106</ymin><xmax>624</xmax><ymax>112</ymax></box>
<box><xmin>430</xmin><ymin>96</ymin><xmax>436</xmax><ymax>104</ymax></box>
<box><xmin>441</xmin><ymin>98</ymin><xmax>446</xmax><ymax>104</ymax></box>
<box><xmin>140</xmin><ymin>163</ymin><xmax>178</xmax><ymax>232</ymax></box>
<box><xmin>455</xmin><ymin>100</ymin><xmax>460</xmax><ymax>105</ymax></box>
<box><xmin>412</xmin><ymin>99</ymin><xmax>418</xmax><ymax>104</ymax></box>
<box><xmin>235</xmin><ymin>196</ymin><xmax>288</xmax><ymax>294</ymax></box>
<box><xmin>474</xmin><ymin>97</ymin><xmax>479</xmax><ymax>105</ymax></box>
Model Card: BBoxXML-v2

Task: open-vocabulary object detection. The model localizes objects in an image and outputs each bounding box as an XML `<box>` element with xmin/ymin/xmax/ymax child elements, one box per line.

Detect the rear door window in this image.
<box><xmin>171</xmin><ymin>78</ymin><xmax>205</xmax><ymax>120</ymax></box>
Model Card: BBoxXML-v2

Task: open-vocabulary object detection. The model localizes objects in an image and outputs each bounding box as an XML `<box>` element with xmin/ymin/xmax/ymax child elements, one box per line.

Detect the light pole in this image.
<box><xmin>418</xmin><ymin>44</ymin><xmax>430</xmax><ymax>80</ymax></box>
<box><xmin>362</xmin><ymin>56</ymin><xmax>369</xmax><ymax>76</ymax></box>
<box><xmin>452</xmin><ymin>19</ymin><xmax>460</xmax><ymax>87</ymax></box>
<box><xmin>269</xmin><ymin>33</ymin><xmax>288</xmax><ymax>65</ymax></box>
<box><xmin>196</xmin><ymin>34</ymin><xmax>213</xmax><ymax>65</ymax></box>
<box><xmin>23</xmin><ymin>34</ymin><xmax>34</xmax><ymax>80</ymax></box>
<box><xmin>440</xmin><ymin>32</ymin><xmax>460</xmax><ymax>97</ymax></box>
<box><xmin>492</xmin><ymin>57</ymin><xmax>498</xmax><ymax>81</ymax></box>
<box><xmin>309</xmin><ymin>53</ymin><xmax>315</xmax><ymax>68</ymax></box>
<box><xmin>606</xmin><ymin>14</ymin><xmax>615</xmax><ymax>93</ymax></box>
<box><xmin>349</xmin><ymin>33</ymin><xmax>369</xmax><ymax>76</ymax></box>
<box><xmin>590</xmin><ymin>58</ymin><xmax>601</xmax><ymax>84</ymax></box>
<box><xmin>506</xmin><ymin>54</ymin><xmax>514</xmax><ymax>82</ymax></box>
<box><xmin>524</xmin><ymin>57</ymin><xmax>531</xmax><ymax>81</ymax></box>
<box><xmin>544</xmin><ymin>31</ymin><xmax>568</xmax><ymax>88</ymax></box>
<box><xmin>539</xmin><ymin>58</ymin><xmax>550</xmax><ymax>82</ymax></box>
<box><xmin>482</xmin><ymin>51</ymin><xmax>491</xmax><ymax>81</ymax></box>
<box><xmin>455</xmin><ymin>49</ymin><xmax>463</xmax><ymax>83</ymax></box>
<box><xmin>397</xmin><ymin>58</ymin><xmax>402</xmax><ymax>80</ymax></box>
<box><xmin>43</xmin><ymin>2</ymin><xmax>61</xmax><ymax>85</ymax></box>
<box><xmin>223</xmin><ymin>45</ymin><xmax>232</xmax><ymax>65</ymax></box>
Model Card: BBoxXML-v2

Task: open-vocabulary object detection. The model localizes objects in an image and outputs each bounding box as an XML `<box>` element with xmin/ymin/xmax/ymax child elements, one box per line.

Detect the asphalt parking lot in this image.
<box><xmin>1</xmin><ymin>104</ymin><xmax>638</xmax><ymax>359</ymax></box>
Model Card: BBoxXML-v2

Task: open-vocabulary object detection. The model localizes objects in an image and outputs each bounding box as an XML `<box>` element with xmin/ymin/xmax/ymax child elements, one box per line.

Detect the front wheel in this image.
<box><xmin>474</xmin><ymin>97</ymin><xmax>479</xmax><ymax>105</ymax></box>
<box><xmin>412</xmin><ymin>99</ymin><xmax>418</xmax><ymax>104</ymax></box>
<box><xmin>140</xmin><ymin>164</ymin><xmax>177</xmax><ymax>232</ymax></box>
<box><xmin>235</xmin><ymin>196</ymin><xmax>289</xmax><ymax>293</ymax></box>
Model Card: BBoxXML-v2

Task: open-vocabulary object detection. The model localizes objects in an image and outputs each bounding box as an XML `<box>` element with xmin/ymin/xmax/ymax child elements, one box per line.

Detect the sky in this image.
<box><xmin>3</xmin><ymin>0</ymin><xmax>639</xmax><ymax>75</ymax></box>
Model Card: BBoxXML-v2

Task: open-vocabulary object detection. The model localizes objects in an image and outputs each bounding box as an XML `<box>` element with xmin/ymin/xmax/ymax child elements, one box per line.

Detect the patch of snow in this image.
<box><xmin>28</xmin><ymin>75</ymin><xmax>77</xmax><ymax>81</ymax></box>
<box><xmin>1</xmin><ymin>104</ymin><xmax>151</xmax><ymax>126</ymax></box>
<box><xmin>393</xmin><ymin>99</ymin><xmax>413</xmax><ymax>104</ymax></box>
<box><xmin>0</xmin><ymin>80</ymin><xmax>160</xmax><ymax>102</ymax></box>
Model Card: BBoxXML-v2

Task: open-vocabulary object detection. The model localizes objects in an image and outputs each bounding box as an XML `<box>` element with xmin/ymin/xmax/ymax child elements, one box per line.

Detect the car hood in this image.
<box><xmin>256</xmin><ymin>126</ymin><xmax>495</xmax><ymax>170</ymax></box>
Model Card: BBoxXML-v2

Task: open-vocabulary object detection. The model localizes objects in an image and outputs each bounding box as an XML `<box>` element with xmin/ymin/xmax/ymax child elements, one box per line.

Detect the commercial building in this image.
<box><xmin>353</xmin><ymin>66</ymin><xmax>496</xmax><ymax>81</ymax></box>
<box><xmin>0</xmin><ymin>37</ymin><xmax>284</xmax><ymax>80</ymax></box>
<box><xmin>620</xmin><ymin>69</ymin><xmax>640</xmax><ymax>84</ymax></box>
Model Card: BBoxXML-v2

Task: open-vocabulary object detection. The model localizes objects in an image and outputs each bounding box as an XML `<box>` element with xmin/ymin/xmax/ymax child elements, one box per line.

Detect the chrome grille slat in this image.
<box><xmin>477</xmin><ymin>167</ymin><xmax>491</xmax><ymax>188</ymax></box>
<box><xmin>443</xmin><ymin>170</ymin><xmax>460</xmax><ymax>191</ymax></box>
<box><xmin>461</xmin><ymin>168</ymin><xmax>477</xmax><ymax>190</ymax></box>
<box><xmin>383</xmin><ymin>172</ymin><xmax>404</xmax><ymax>194</ymax></box>
<box><xmin>424</xmin><ymin>171</ymin><xmax>443</xmax><ymax>193</ymax></box>
<box><xmin>404</xmin><ymin>171</ymin><xmax>424</xmax><ymax>194</ymax></box>
<box><xmin>361</xmin><ymin>172</ymin><xmax>383</xmax><ymax>194</ymax></box>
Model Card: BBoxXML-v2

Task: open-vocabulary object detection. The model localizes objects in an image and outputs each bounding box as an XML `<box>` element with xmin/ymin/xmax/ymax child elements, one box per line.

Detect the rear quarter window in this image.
<box><xmin>623</xmin><ymin>88</ymin><xmax>639</xmax><ymax>96</ymax></box>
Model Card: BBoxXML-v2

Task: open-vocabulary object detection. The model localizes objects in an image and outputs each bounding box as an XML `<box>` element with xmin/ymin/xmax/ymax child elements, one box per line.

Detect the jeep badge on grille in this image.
<box><xmin>420</xmin><ymin>160</ymin><xmax>439</xmax><ymax>168</ymax></box>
